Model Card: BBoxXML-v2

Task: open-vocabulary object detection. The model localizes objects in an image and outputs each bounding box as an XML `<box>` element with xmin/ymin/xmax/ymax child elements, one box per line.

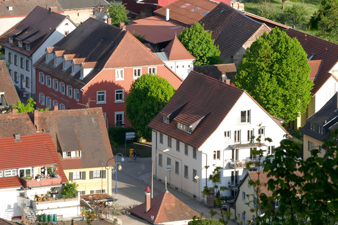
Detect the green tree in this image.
<box><xmin>234</xmin><ymin>28</ymin><xmax>313</xmax><ymax>123</ymax></box>
<box><xmin>178</xmin><ymin>22</ymin><xmax>222</xmax><ymax>66</ymax></box>
<box><xmin>126</xmin><ymin>74</ymin><xmax>175</xmax><ymax>139</ymax></box>
<box><xmin>61</xmin><ymin>181</ymin><xmax>78</xmax><ymax>198</ymax></box>
<box><xmin>189</xmin><ymin>218</ymin><xmax>225</xmax><ymax>225</ymax></box>
<box><xmin>106</xmin><ymin>0</ymin><xmax>129</xmax><ymax>27</ymax></box>
<box><xmin>12</xmin><ymin>97</ymin><xmax>49</xmax><ymax>113</ymax></box>
<box><xmin>284</xmin><ymin>4</ymin><xmax>307</xmax><ymax>29</ymax></box>
<box><xmin>317</xmin><ymin>0</ymin><xmax>338</xmax><ymax>43</ymax></box>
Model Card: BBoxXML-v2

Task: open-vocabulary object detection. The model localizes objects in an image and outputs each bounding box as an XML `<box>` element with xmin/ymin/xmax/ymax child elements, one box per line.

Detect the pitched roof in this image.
<box><xmin>57</xmin><ymin>0</ymin><xmax>108</xmax><ymax>10</ymax></box>
<box><xmin>286</xmin><ymin>29</ymin><xmax>338</xmax><ymax>96</ymax></box>
<box><xmin>148</xmin><ymin>71</ymin><xmax>244</xmax><ymax>148</ymax></box>
<box><xmin>0</xmin><ymin>60</ymin><xmax>20</xmax><ymax>106</ymax></box>
<box><xmin>0</xmin><ymin>177</ymin><xmax>22</xmax><ymax>190</ymax></box>
<box><xmin>126</xmin><ymin>16</ymin><xmax>184</xmax><ymax>44</ymax></box>
<box><xmin>308</xmin><ymin>60</ymin><xmax>322</xmax><ymax>81</ymax></box>
<box><xmin>35</xmin><ymin>18</ymin><xmax>165</xmax><ymax>89</ymax></box>
<box><xmin>0</xmin><ymin>112</ymin><xmax>36</xmax><ymax>138</ymax></box>
<box><xmin>163</xmin><ymin>37</ymin><xmax>195</xmax><ymax>60</ymax></box>
<box><xmin>0</xmin><ymin>0</ymin><xmax>63</xmax><ymax>18</ymax></box>
<box><xmin>34</xmin><ymin>108</ymin><xmax>114</xmax><ymax>169</ymax></box>
<box><xmin>242</xmin><ymin>12</ymin><xmax>290</xmax><ymax>30</ymax></box>
<box><xmin>200</xmin><ymin>2</ymin><xmax>268</xmax><ymax>62</ymax></box>
<box><xmin>194</xmin><ymin>63</ymin><xmax>236</xmax><ymax>81</ymax></box>
<box><xmin>154</xmin><ymin>0</ymin><xmax>218</xmax><ymax>26</ymax></box>
<box><xmin>1</xmin><ymin>6</ymin><xmax>67</xmax><ymax>57</ymax></box>
<box><xmin>0</xmin><ymin>133</ymin><xmax>67</xmax><ymax>182</ymax></box>
<box><xmin>129</xmin><ymin>191</ymin><xmax>200</xmax><ymax>224</ymax></box>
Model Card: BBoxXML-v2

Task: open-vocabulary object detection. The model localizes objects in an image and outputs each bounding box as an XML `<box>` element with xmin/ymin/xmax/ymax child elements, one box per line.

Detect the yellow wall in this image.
<box><xmin>64</xmin><ymin>166</ymin><xmax>112</xmax><ymax>196</ymax></box>
<box><xmin>286</xmin><ymin>97</ymin><xmax>315</xmax><ymax>130</ymax></box>
<box><xmin>303</xmin><ymin>134</ymin><xmax>324</xmax><ymax>160</ymax></box>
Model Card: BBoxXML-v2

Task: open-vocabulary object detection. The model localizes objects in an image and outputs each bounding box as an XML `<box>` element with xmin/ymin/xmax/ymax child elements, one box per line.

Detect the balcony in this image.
<box><xmin>20</xmin><ymin>176</ymin><xmax>62</xmax><ymax>188</ymax></box>
<box><xmin>229</xmin><ymin>140</ymin><xmax>265</xmax><ymax>149</ymax></box>
<box><xmin>229</xmin><ymin>157</ymin><xmax>262</xmax><ymax>169</ymax></box>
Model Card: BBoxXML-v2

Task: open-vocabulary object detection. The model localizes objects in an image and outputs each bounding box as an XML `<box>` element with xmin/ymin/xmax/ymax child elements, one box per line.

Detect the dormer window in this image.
<box><xmin>310</xmin><ymin>122</ymin><xmax>324</xmax><ymax>134</ymax></box>
<box><xmin>18</xmin><ymin>41</ymin><xmax>22</xmax><ymax>48</ymax></box>
<box><xmin>177</xmin><ymin>122</ymin><xmax>192</xmax><ymax>134</ymax></box>
<box><xmin>163</xmin><ymin>115</ymin><xmax>169</xmax><ymax>124</ymax></box>
<box><xmin>63</xmin><ymin>59</ymin><xmax>66</xmax><ymax>71</ymax></box>
<box><xmin>71</xmin><ymin>64</ymin><xmax>75</xmax><ymax>74</ymax></box>
<box><xmin>54</xmin><ymin>56</ymin><xmax>57</xmax><ymax>67</ymax></box>
<box><xmin>45</xmin><ymin>52</ymin><xmax>49</xmax><ymax>63</ymax></box>
<box><xmin>8</xmin><ymin>37</ymin><xmax>13</xmax><ymax>44</ymax></box>
<box><xmin>26</xmin><ymin>44</ymin><xmax>30</xmax><ymax>51</ymax></box>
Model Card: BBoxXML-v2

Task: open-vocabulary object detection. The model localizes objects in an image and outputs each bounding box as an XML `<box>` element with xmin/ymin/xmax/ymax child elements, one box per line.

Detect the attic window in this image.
<box><xmin>163</xmin><ymin>115</ymin><xmax>169</xmax><ymax>124</ymax></box>
<box><xmin>18</xmin><ymin>41</ymin><xmax>22</xmax><ymax>48</ymax></box>
<box><xmin>26</xmin><ymin>44</ymin><xmax>30</xmax><ymax>51</ymax></box>
<box><xmin>180</xmin><ymin>3</ymin><xmax>191</xmax><ymax>8</ymax></box>
<box><xmin>191</xmin><ymin>7</ymin><xmax>201</xmax><ymax>12</ymax></box>
<box><xmin>201</xmin><ymin>11</ymin><xmax>209</xmax><ymax>16</ymax></box>
<box><xmin>8</xmin><ymin>37</ymin><xmax>13</xmax><ymax>44</ymax></box>
<box><xmin>308</xmin><ymin>53</ymin><xmax>315</xmax><ymax>61</ymax></box>
<box><xmin>177</xmin><ymin>122</ymin><xmax>192</xmax><ymax>134</ymax></box>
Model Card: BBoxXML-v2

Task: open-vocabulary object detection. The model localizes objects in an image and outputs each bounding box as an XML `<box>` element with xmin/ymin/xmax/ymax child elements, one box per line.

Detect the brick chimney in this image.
<box><xmin>12</xmin><ymin>108</ymin><xmax>17</xmax><ymax>113</ymax></box>
<box><xmin>145</xmin><ymin>186</ymin><xmax>151</xmax><ymax>212</ymax></box>
<box><xmin>54</xmin><ymin>105</ymin><xmax>58</xmax><ymax>111</ymax></box>
<box><xmin>226</xmin><ymin>79</ymin><xmax>231</xmax><ymax>85</ymax></box>
<box><xmin>119</xmin><ymin>22</ymin><xmax>126</xmax><ymax>30</ymax></box>
<box><xmin>34</xmin><ymin>110</ymin><xmax>39</xmax><ymax>131</ymax></box>
<box><xmin>107</xmin><ymin>18</ymin><xmax>112</xmax><ymax>25</ymax></box>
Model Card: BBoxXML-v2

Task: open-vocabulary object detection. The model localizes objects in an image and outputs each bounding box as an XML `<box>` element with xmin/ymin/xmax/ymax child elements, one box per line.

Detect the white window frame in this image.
<box><xmin>4</xmin><ymin>169</ymin><xmax>17</xmax><ymax>177</ymax></box>
<box><xmin>242</xmin><ymin>191</ymin><xmax>246</xmax><ymax>201</ymax></box>
<box><xmin>73</xmin><ymin>171</ymin><xmax>81</xmax><ymax>180</ymax></box>
<box><xmin>46</xmin><ymin>96</ymin><xmax>51</xmax><ymax>109</ymax></box>
<box><xmin>242</xmin><ymin>212</ymin><xmax>246</xmax><ymax>224</ymax></box>
<box><xmin>53</xmin><ymin>100</ymin><xmax>58</xmax><ymax>108</ymax></box>
<box><xmin>116</xmin><ymin>69</ymin><xmax>124</xmax><ymax>80</ymax></box>
<box><xmin>60</xmin><ymin>82</ymin><xmax>65</xmax><ymax>95</ymax></box>
<box><xmin>115</xmin><ymin>111</ymin><xmax>124</xmax><ymax>127</ymax></box>
<box><xmin>240</xmin><ymin>110</ymin><xmax>251</xmax><ymax>124</ymax></box>
<box><xmin>46</xmin><ymin>76</ymin><xmax>51</xmax><ymax>88</ymax></box>
<box><xmin>97</xmin><ymin>91</ymin><xmax>106</xmax><ymax>104</ymax></box>
<box><xmin>258</xmin><ymin>127</ymin><xmax>265</xmax><ymax>135</ymax></box>
<box><xmin>148</xmin><ymin>67</ymin><xmax>156</xmax><ymax>74</ymax></box>
<box><xmin>39</xmin><ymin>72</ymin><xmax>44</xmax><ymax>84</ymax></box>
<box><xmin>224</xmin><ymin>131</ymin><xmax>231</xmax><ymax>138</ymax></box>
<box><xmin>74</xmin><ymin>89</ymin><xmax>79</xmax><ymax>102</ymax></box>
<box><xmin>213</xmin><ymin>150</ymin><xmax>220</xmax><ymax>160</ymax></box>
<box><xmin>115</xmin><ymin>89</ymin><xmax>124</xmax><ymax>103</ymax></box>
<box><xmin>67</xmin><ymin>85</ymin><xmax>73</xmax><ymax>98</ymax></box>
<box><xmin>59</xmin><ymin>103</ymin><xmax>65</xmax><ymax>110</ymax></box>
<box><xmin>39</xmin><ymin>93</ymin><xmax>45</xmax><ymax>106</ymax></box>
<box><xmin>0</xmin><ymin>170</ymin><xmax>3</xmax><ymax>177</ymax></box>
<box><xmin>53</xmin><ymin>79</ymin><xmax>58</xmax><ymax>91</ymax></box>
<box><xmin>133</xmin><ymin>68</ymin><xmax>142</xmax><ymax>79</ymax></box>
<box><xmin>93</xmin><ymin>170</ymin><xmax>101</xmax><ymax>178</ymax></box>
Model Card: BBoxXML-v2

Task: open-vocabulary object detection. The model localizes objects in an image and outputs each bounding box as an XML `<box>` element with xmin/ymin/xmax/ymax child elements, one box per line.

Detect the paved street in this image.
<box><xmin>111</xmin><ymin>157</ymin><xmax>237</xmax><ymax>225</ymax></box>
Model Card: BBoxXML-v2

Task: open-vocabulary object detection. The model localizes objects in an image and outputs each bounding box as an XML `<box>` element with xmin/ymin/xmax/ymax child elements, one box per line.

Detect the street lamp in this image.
<box><xmin>113</xmin><ymin>162</ymin><xmax>122</xmax><ymax>194</ymax></box>
<box><xmin>106</xmin><ymin>153</ymin><xmax>124</xmax><ymax>195</ymax></box>
<box><xmin>152</xmin><ymin>148</ymin><xmax>169</xmax><ymax>198</ymax></box>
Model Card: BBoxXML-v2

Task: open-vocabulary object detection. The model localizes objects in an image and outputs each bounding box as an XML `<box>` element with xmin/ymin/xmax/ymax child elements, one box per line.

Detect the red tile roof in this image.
<box><xmin>154</xmin><ymin>0</ymin><xmax>218</xmax><ymax>26</ymax></box>
<box><xmin>163</xmin><ymin>37</ymin><xmax>195</xmax><ymax>60</ymax></box>
<box><xmin>194</xmin><ymin>63</ymin><xmax>236</xmax><ymax>81</ymax></box>
<box><xmin>129</xmin><ymin>191</ymin><xmax>200</xmax><ymax>223</ymax></box>
<box><xmin>308</xmin><ymin>60</ymin><xmax>322</xmax><ymax>81</ymax></box>
<box><xmin>0</xmin><ymin>60</ymin><xmax>20</xmax><ymax>106</ymax></box>
<box><xmin>287</xmin><ymin>29</ymin><xmax>338</xmax><ymax>96</ymax></box>
<box><xmin>242</xmin><ymin>12</ymin><xmax>290</xmax><ymax>29</ymax></box>
<box><xmin>126</xmin><ymin>16</ymin><xmax>184</xmax><ymax>44</ymax></box>
<box><xmin>0</xmin><ymin>133</ymin><xmax>67</xmax><ymax>182</ymax></box>
<box><xmin>0</xmin><ymin>113</ymin><xmax>36</xmax><ymax>138</ymax></box>
<box><xmin>0</xmin><ymin>177</ymin><xmax>22</xmax><ymax>190</ymax></box>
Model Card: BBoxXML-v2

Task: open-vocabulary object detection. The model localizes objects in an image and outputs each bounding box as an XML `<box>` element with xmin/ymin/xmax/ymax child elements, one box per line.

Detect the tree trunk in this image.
<box><xmin>282</xmin><ymin>0</ymin><xmax>285</xmax><ymax>9</ymax></box>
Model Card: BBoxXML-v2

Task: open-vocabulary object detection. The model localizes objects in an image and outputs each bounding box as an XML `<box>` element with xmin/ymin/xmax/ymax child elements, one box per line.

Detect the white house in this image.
<box><xmin>1</xmin><ymin>6</ymin><xmax>76</xmax><ymax>100</ymax></box>
<box><xmin>148</xmin><ymin>71</ymin><xmax>289</xmax><ymax>202</ymax></box>
<box><xmin>154</xmin><ymin>37</ymin><xmax>195</xmax><ymax>80</ymax></box>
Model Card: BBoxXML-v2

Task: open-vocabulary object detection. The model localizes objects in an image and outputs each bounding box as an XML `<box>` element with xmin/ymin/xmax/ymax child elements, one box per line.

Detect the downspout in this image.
<box><xmin>80</xmin><ymin>88</ymin><xmax>85</xmax><ymax>108</ymax></box>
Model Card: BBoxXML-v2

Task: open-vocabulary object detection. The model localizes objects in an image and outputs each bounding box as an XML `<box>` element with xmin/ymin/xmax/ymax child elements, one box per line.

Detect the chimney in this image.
<box><xmin>48</xmin><ymin>7</ymin><xmax>57</xmax><ymax>13</ymax></box>
<box><xmin>221</xmin><ymin>74</ymin><xmax>226</xmax><ymax>82</ymax></box>
<box><xmin>226</xmin><ymin>79</ymin><xmax>231</xmax><ymax>85</ymax></box>
<box><xmin>166</xmin><ymin>8</ymin><xmax>170</xmax><ymax>21</ymax></box>
<box><xmin>54</xmin><ymin>105</ymin><xmax>58</xmax><ymax>111</ymax></box>
<box><xmin>12</xmin><ymin>108</ymin><xmax>17</xmax><ymax>113</ymax></box>
<box><xmin>119</xmin><ymin>22</ymin><xmax>126</xmax><ymax>30</ymax></box>
<box><xmin>34</xmin><ymin>110</ymin><xmax>39</xmax><ymax>131</ymax></box>
<box><xmin>145</xmin><ymin>186</ymin><xmax>151</xmax><ymax>212</ymax></box>
<box><xmin>107</xmin><ymin>18</ymin><xmax>112</xmax><ymax>25</ymax></box>
<box><xmin>14</xmin><ymin>133</ymin><xmax>21</xmax><ymax>142</ymax></box>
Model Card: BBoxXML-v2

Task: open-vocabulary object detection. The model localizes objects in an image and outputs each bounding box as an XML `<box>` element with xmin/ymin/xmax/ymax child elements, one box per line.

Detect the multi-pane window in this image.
<box><xmin>116</xmin><ymin>69</ymin><xmax>124</xmax><ymax>80</ymax></box>
<box><xmin>93</xmin><ymin>170</ymin><xmax>101</xmax><ymax>178</ymax></box>
<box><xmin>242</xmin><ymin>212</ymin><xmax>246</xmax><ymax>224</ymax></box>
<box><xmin>67</xmin><ymin>85</ymin><xmax>73</xmax><ymax>98</ymax></box>
<box><xmin>177</xmin><ymin>122</ymin><xmax>192</xmax><ymax>134</ymax></box>
<box><xmin>4</xmin><ymin>169</ymin><xmax>17</xmax><ymax>177</ymax></box>
<box><xmin>46</xmin><ymin>76</ymin><xmax>51</xmax><ymax>88</ymax></box>
<box><xmin>234</xmin><ymin>130</ymin><xmax>240</xmax><ymax>142</ymax></box>
<box><xmin>53</xmin><ymin>79</ymin><xmax>58</xmax><ymax>91</ymax></box>
<box><xmin>184</xmin><ymin>165</ymin><xmax>188</xmax><ymax>178</ymax></box>
<box><xmin>175</xmin><ymin>161</ymin><xmax>179</xmax><ymax>174</ymax></box>
<box><xmin>225</xmin><ymin>131</ymin><xmax>231</xmax><ymax>138</ymax></box>
<box><xmin>258</xmin><ymin>128</ymin><xmax>265</xmax><ymax>135</ymax></box>
<box><xmin>176</xmin><ymin>140</ymin><xmax>180</xmax><ymax>151</ymax></box>
<box><xmin>26</xmin><ymin>60</ymin><xmax>29</xmax><ymax>71</ymax></box>
<box><xmin>60</xmin><ymin>103</ymin><xmax>65</xmax><ymax>110</ymax></box>
<box><xmin>74</xmin><ymin>89</ymin><xmax>79</xmax><ymax>101</ymax></box>
<box><xmin>60</xmin><ymin>82</ymin><xmax>65</xmax><ymax>94</ymax></box>
<box><xmin>185</xmin><ymin>144</ymin><xmax>188</xmax><ymax>155</ymax></box>
<box><xmin>39</xmin><ymin>93</ymin><xmax>45</xmax><ymax>106</ymax></box>
<box><xmin>115</xmin><ymin>112</ymin><xmax>124</xmax><ymax>127</ymax></box>
<box><xmin>73</xmin><ymin>171</ymin><xmax>81</xmax><ymax>180</ymax></box>
<box><xmin>240</xmin><ymin>110</ymin><xmax>251</xmax><ymax>123</ymax></box>
<box><xmin>46</xmin><ymin>96</ymin><xmax>51</xmax><ymax>109</ymax></box>
<box><xmin>26</xmin><ymin>44</ymin><xmax>30</xmax><ymax>51</ymax></box>
<box><xmin>115</xmin><ymin>90</ymin><xmax>124</xmax><ymax>102</ymax></box>
<box><xmin>247</xmin><ymin>129</ymin><xmax>254</xmax><ymax>142</ymax></box>
<box><xmin>39</xmin><ymin>72</ymin><xmax>44</xmax><ymax>84</ymax></box>
<box><xmin>213</xmin><ymin>150</ymin><xmax>220</xmax><ymax>160</ymax></box>
<box><xmin>168</xmin><ymin>136</ymin><xmax>172</xmax><ymax>148</ymax></box>
<box><xmin>148</xmin><ymin>67</ymin><xmax>156</xmax><ymax>74</ymax></box>
<box><xmin>242</xmin><ymin>191</ymin><xmax>246</xmax><ymax>200</ymax></box>
<box><xmin>160</xmin><ymin>133</ymin><xmax>163</xmax><ymax>144</ymax></box>
<box><xmin>133</xmin><ymin>68</ymin><xmax>142</xmax><ymax>79</ymax></box>
<box><xmin>308</xmin><ymin>141</ymin><xmax>314</xmax><ymax>151</ymax></box>
<box><xmin>193</xmin><ymin>147</ymin><xmax>197</xmax><ymax>159</ymax></box>
<box><xmin>0</xmin><ymin>171</ymin><xmax>2</xmax><ymax>178</ymax></box>
<box><xmin>193</xmin><ymin>169</ymin><xmax>197</xmax><ymax>182</ymax></box>
<box><xmin>26</xmin><ymin>77</ymin><xmax>29</xmax><ymax>88</ymax></box>
<box><xmin>159</xmin><ymin>154</ymin><xmax>163</xmax><ymax>166</ymax></box>
<box><xmin>97</xmin><ymin>91</ymin><xmax>105</xmax><ymax>103</ymax></box>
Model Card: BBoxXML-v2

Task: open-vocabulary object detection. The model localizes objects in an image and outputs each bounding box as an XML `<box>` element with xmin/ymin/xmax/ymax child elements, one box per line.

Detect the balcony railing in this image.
<box><xmin>20</xmin><ymin>177</ymin><xmax>62</xmax><ymax>188</ymax></box>
<box><xmin>229</xmin><ymin>157</ymin><xmax>262</xmax><ymax>169</ymax></box>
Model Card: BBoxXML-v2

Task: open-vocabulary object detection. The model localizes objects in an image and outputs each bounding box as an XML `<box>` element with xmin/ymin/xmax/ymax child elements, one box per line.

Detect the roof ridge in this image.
<box><xmin>153</xmin><ymin>192</ymin><xmax>166</xmax><ymax>223</ymax></box>
<box><xmin>289</xmin><ymin>29</ymin><xmax>338</xmax><ymax>48</ymax></box>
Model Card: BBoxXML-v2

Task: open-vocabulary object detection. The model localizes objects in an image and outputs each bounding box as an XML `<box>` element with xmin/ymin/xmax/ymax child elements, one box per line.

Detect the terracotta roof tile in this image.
<box><xmin>154</xmin><ymin>0</ymin><xmax>218</xmax><ymax>26</ymax></box>
<box><xmin>55</xmin><ymin>50</ymin><xmax>71</xmax><ymax>57</ymax></box>
<box><xmin>163</xmin><ymin>37</ymin><xmax>195</xmax><ymax>60</ymax></box>
<box><xmin>0</xmin><ymin>177</ymin><xmax>22</xmax><ymax>190</ymax></box>
<box><xmin>308</xmin><ymin>60</ymin><xmax>322</xmax><ymax>81</ymax></box>
<box><xmin>0</xmin><ymin>113</ymin><xmax>36</xmax><ymax>138</ymax></box>
<box><xmin>0</xmin><ymin>60</ymin><xmax>20</xmax><ymax>106</ymax></box>
<box><xmin>129</xmin><ymin>191</ymin><xmax>200</xmax><ymax>223</ymax></box>
<box><xmin>287</xmin><ymin>29</ymin><xmax>338</xmax><ymax>96</ymax></box>
<box><xmin>194</xmin><ymin>63</ymin><xmax>236</xmax><ymax>81</ymax></box>
<box><xmin>242</xmin><ymin>12</ymin><xmax>290</xmax><ymax>29</ymax></box>
<box><xmin>82</xmin><ymin>61</ymin><xmax>97</xmax><ymax>68</ymax></box>
<box><xmin>60</xmin><ymin>158</ymin><xmax>82</xmax><ymax>169</ymax></box>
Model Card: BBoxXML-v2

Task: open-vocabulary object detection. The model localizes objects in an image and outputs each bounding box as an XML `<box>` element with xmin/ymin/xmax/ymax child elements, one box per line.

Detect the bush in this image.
<box><xmin>109</xmin><ymin>126</ymin><xmax>138</xmax><ymax>146</ymax></box>
<box><xmin>188</xmin><ymin>218</ymin><xmax>224</xmax><ymax>225</ymax></box>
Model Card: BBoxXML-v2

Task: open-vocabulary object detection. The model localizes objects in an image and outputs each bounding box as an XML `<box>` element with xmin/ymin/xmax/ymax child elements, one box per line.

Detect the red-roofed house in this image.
<box><xmin>154</xmin><ymin>37</ymin><xmax>195</xmax><ymax>79</ymax></box>
<box><xmin>148</xmin><ymin>71</ymin><xmax>289</xmax><ymax>202</ymax></box>
<box><xmin>129</xmin><ymin>187</ymin><xmax>200</xmax><ymax>224</ymax></box>
<box><xmin>286</xmin><ymin>29</ymin><xmax>338</xmax><ymax>129</ymax></box>
<box><xmin>0</xmin><ymin>133</ymin><xmax>80</xmax><ymax>222</ymax></box>
<box><xmin>34</xmin><ymin>18</ymin><xmax>182</xmax><ymax>126</ymax></box>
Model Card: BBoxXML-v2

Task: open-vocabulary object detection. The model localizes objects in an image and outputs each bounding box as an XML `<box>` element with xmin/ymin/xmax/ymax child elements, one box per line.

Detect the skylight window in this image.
<box><xmin>191</xmin><ymin>7</ymin><xmax>201</xmax><ymax>12</ymax></box>
<box><xmin>308</xmin><ymin>53</ymin><xmax>315</xmax><ymax>61</ymax></box>
<box><xmin>201</xmin><ymin>11</ymin><xmax>210</xmax><ymax>16</ymax></box>
<box><xmin>180</xmin><ymin>3</ymin><xmax>191</xmax><ymax>8</ymax></box>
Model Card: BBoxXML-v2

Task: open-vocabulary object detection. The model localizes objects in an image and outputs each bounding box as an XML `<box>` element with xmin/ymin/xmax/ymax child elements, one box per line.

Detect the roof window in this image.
<box><xmin>18</xmin><ymin>41</ymin><xmax>22</xmax><ymax>48</ymax></box>
<box><xmin>8</xmin><ymin>37</ymin><xmax>13</xmax><ymax>44</ymax></box>
<box><xmin>201</xmin><ymin>11</ymin><xmax>209</xmax><ymax>16</ymax></box>
<box><xmin>180</xmin><ymin>3</ymin><xmax>191</xmax><ymax>8</ymax></box>
<box><xmin>177</xmin><ymin>122</ymin><xmax>192</xmax><ymax>134</ymax></box>
<box><xmin>26</xmin><ymin>44</ymin><xmax>30</xmax><ymax>51</ymax></box>
<box><xmin>191</xmin><ymin>7</ymin><xmax>201</xmax><ymax>12</ymax></box>
<box><xmin>163</xmin><ymin>115</ymin><xmax>169</xmax><ymax>124</ymax></box>
<box><xmin>308</xmin><ymin>53</ymin><xmax>315</xmax><ymax>61</ymax></box>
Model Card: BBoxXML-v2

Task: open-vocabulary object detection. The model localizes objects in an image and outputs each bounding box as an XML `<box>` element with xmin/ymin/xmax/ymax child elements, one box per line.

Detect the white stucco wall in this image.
<box><xmin>152</xmin><ymin>92</ymin><xmax>287</xmax><ymax>201</ymax></box>
<box><xmin>0</xmin><ymin>17</ymin><xmax>25</xmax><ymax>36</ymax></box>
<box><xmin>164</xmin><ymin>60</ymin><xmax>194</xmax><ymax>80</ymax></box>
<box><xmin>314</xmin><ymin>76</ymin><xmax>338</xmax><ymax>113</ymax></box>
<box><xmin>0</xmin><ymin>188</ymin><xmax>21</xmax><ymax>220</ymax></box>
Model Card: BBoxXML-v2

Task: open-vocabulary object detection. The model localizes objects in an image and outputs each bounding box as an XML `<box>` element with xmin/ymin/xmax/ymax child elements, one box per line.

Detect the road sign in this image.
<box><xmin>126</xmin><ymin>132</ymin><xmax>135</xmax><ymax>139</ymax></box>
<box><xmin>166</xmin><ymin>165</ymin><xmax>171</xmax><ymax>171</ymax></box>
<box><xmin>126</xmin><ymin>138</ymin><xmax>132</xmax><ymax>140</ymax></box>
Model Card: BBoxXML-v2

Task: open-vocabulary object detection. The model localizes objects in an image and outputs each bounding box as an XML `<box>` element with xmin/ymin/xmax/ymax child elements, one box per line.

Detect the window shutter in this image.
<box><xmin>90</xmin><ymin>190</ymin><xmax>94</xmax><ymax>194</ymax></box>
<box><xmin>101</xmin><ymin>170</ymin><xmax>106</xmax><ymax>178</ymax></box>
<box><xmin>89</xmin><ymin>171</ymin><xmax>93</xmax><ymax>179</ymax></box>
<box><xmin>69</xmin><ymin>172</ymin><xmax>73</xmax><ymax>181</ymax></box>
<box><xmin>102</xmin><ymin>189</ymin><xmax>105</xmax><ymax>193</ymax></box>
<box><xmin>81</xmin><ymin>171</ymin><xmax>86</xmax><ymax>180</ymax></box>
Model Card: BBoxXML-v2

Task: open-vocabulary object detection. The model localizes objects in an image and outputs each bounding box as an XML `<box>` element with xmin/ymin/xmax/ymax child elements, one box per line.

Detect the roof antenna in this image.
<box><xmin>77</xmin><ymin>97</ymin><xmax>95</xmax><ymax>108</ymax></box>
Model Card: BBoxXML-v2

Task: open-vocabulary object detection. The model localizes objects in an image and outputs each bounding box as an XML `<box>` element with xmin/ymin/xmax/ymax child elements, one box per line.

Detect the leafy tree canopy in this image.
<box><xmin>12</xmin><ymin>97</ymin><xmax>49</xmax><ymax>113</ymax></box>
<box><xmin>284</xmin><ymin>4</ymin><xmax>306</xmax><ymax>29</ymax></box>
<box><xmin>189</xmin><ymin>218</ymin><xmax>225</xmax><ymax>225</ymax></box>
<box><xmin>61</xmin><ymin>181</ymin><xmax>78</xmax><ymax>198</ymax></box>
<box><xmin>234</xmin><ymin>28</ymin><xmax>313</xmax><ymax>123</ymax></box>
<box><xmin>126</xmin><ymin>74</ymin><xmax>175</xmax><ymax>139</ymax></box>
<box><xmin>106</xmin><ymin>0</ymin><xmax>129</xmax><ymax>27</ymax></box>
<box><xmin>178</xmin><ymin>22</ymin><xmax>222</xmax><ymax>66</ymax></box>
